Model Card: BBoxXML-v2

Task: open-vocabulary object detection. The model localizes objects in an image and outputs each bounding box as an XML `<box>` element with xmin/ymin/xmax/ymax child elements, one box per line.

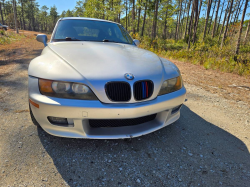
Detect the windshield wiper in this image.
<box><xmin>102</xmin><ymin>39</ymin><xmax>116</xmax><ymax>42</ymax></box>
<box><xmin>65</xmin><ymin>37</ymin><xmax>81</xmax><ymax>41</ymax></box>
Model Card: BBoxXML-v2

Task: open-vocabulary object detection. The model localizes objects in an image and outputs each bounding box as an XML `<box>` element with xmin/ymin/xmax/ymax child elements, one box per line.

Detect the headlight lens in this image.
<box><xmin>52</xmin><ymin>82</ymin><xmax>71</xmax><ymax>93</ymax></box>
<box><xmin>39</xmin><ymin>79</ymin><xmax>98</xmax><ymax>100</ymax></box>
<box><xmin>72</xmin><ymin>83</ymin><xmax>90</xmax><ymax>94</ymax></box>
<box><xmin>158</xmin><ymin>76</ymin><xmax>182</xmax><ymax>96</ymax></box>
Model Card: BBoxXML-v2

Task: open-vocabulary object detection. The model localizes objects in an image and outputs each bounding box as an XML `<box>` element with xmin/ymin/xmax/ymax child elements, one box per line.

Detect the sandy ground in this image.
<box><xmin>0</xmin><ymin>31</ymin><xmax>249</xmax><ymax>186</ymax></box>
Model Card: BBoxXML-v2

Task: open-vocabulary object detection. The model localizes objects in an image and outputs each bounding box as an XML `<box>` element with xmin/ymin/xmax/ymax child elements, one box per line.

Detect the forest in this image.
<box><xmin>0</xmin><ymin>0</ymin><xmax>250</xmax><ymax>75</ymax></box>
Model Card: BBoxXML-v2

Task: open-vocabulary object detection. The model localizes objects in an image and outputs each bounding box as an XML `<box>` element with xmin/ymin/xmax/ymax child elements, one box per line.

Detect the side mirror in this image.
<box><xmin>133</xmin><ymin>39</ymin><xmax>140</xmax><ymax>46</ymax></box>
<box><xmin>36</xmin><ymin>34</ymin><xmax>47</xmax><ymax>47</ymax></box>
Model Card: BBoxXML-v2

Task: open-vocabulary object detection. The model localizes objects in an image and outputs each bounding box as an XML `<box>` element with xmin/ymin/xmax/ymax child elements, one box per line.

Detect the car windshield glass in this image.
<box><xmin>52</xmin><ymin>19</ymin><xmax>134</xmax><ymax>45</ymax></box>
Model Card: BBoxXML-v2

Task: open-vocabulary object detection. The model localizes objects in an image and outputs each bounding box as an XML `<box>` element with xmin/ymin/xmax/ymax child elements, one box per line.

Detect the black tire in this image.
<box><xmin>29</xmin><ymin>105</ymin><xmax>40</xmax><ymax>126</ymax></box>
<box><xmin>4</xmin><ymin>28</ymin><xmax>7</xmax><ymax>31</ymax></box>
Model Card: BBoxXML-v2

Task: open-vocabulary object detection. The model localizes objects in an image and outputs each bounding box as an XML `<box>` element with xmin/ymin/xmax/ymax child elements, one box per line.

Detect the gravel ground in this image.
<box><xmin>0</xmin><ymin>38</ymin><xmax>250</xmax><ymax>186</ymax></box>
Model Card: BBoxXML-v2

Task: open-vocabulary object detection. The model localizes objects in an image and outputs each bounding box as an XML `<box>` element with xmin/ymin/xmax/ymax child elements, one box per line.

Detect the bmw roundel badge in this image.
<box><xmin>124</xmin><ymin>73</ymin><xmax>134</xmax><ymax>80</ymax></box>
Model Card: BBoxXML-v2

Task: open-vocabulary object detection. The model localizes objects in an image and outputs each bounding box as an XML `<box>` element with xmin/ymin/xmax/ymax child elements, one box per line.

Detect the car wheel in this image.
<box><xmin>29</xmin><ymin>105</ymin><xmax>40</xmax><ymax>126</ymax></box>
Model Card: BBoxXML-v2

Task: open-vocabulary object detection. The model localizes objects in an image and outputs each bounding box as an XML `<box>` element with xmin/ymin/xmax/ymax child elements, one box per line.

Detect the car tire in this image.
<box><xmin>29</xmin><ymin>105</ymin><xmax>40</xmax><ymax>126</ymax></box>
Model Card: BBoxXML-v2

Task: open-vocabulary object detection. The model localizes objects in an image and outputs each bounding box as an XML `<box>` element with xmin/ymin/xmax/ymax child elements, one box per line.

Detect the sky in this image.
<box><xmin>36</xmin><ymin>0</ymin><xmax>78</xmax><ymax>14</ymax></box>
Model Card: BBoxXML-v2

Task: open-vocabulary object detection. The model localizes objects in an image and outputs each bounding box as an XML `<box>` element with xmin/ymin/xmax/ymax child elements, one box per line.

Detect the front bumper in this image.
<box><xmin>29</xmin><ymin>77</ymin><xmax>186</xmax><ymax>139</ymax></box>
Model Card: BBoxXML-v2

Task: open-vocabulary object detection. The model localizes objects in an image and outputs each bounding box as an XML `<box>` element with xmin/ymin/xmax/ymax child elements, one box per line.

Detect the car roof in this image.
<box><xmin>60</xmin><ymin>17</ymin><xmax>121</xmax><ymax>25</ymax></box>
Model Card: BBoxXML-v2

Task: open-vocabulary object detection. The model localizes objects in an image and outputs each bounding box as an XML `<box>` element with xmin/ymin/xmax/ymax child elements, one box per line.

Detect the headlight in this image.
<box><xmin>38</xmin><ymin>79</ymin><xmax>98</xmax><ymax>100</ymax></box>
<box><xmin>158</xmin><ymin>76</ymin><xmax>182</xmax><ymax>96</ymax></box>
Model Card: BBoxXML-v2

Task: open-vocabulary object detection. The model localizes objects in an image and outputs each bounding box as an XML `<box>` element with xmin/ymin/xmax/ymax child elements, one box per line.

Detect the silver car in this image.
<box><xmin>28</xmin><ymin>17</ymin><xmax>186</xmax><ymax>139</ymax></box>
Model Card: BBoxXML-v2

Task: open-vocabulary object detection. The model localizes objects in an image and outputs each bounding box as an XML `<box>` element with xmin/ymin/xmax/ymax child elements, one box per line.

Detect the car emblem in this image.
<box><xmin>124</xmin><ymin>73</ymin><xmax>134</xmax><ymax>80</ymax></box>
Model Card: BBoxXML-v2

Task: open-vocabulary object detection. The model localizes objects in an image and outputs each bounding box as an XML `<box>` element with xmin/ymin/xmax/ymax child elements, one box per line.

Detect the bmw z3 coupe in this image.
<box><xmin>28</xmin><ymin>17</ymin><xmax>186</xmax><ymax>139</ymax></box>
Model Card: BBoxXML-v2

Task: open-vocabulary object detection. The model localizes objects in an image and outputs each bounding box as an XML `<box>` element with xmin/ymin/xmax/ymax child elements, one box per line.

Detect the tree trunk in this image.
<box><xmin>208</xmin><ymin>0</ymin><xmax>215</xmax><ymax>35</ymax></box>
<box><xmin>216</xmin><ymin>0</ymin><xmax>225</xmax><ymax>34</ymax></box>
<box><xmin>21</xmin><ymin>0</ymin><xmax>25</xmax><ymax>30</ymax></box>
<box><xmin>111</xmin><ymin>0</ymin><xmax>114</xmax><ymax>21</ymax></box>
<box><xmin>176</xmin><ymin>0</ymin><xmax>183</xmax><ymax>40</ymax></box>
<box><xmin>0</xmin><ymin>2</ymin><xmax>4</xmax><ymax>25</ymax></box>
<box><xmin>235</xmin><ymin>0</ymin><xmax>248</xmax><ymax>55</ymax></box>
<box><xmin>102</xmin><ymin>0</ymin><xmax>105</xmax><ymax>19</ymax></box>
<box><xmin>2</xmin><ymin>0</ymin><xmax>6</xmax><ymax>17</ymax></box>
<box><xmin>180</xmin><ymin>0</ymin><xmax>188</xmax><ymax>38</ymax></box>
<box><xmin>233</xmin><ymin>0</ymin><xmax>242</xmax><ymax>24</ymax></box>
<box><xmin>219</xmin><ymin>1</ymin><xmax>230</xmax><ymax>40</ymax></box>
<box><xmin>125</xmin><ymin>0</ymin><xmax>128</xmax><ymax>30</ymax></box>
<box><xmin>137</xmin><ymin>0</ymin><xmax>141</xmax><ymax>33</ymax></box>
<box><xmin>243</xmin><ymin>19</ymin><xmax>250</xmax><ymax>44</ymax></box>
<box><xmin>203</xmin><ymin>0</ymin><xmax>212</xmax><ymax>39</ymax></box>
<box><xmin>128</xmin><ymin>3</ymin><xmax>130</xmax><ymax>32</ymax></box>
<box><xmin>141</xmin><ymin>0</ymin><xmax>148</xmax><ymax>36</ymax></box>
<box><xmin>212</xmin><ymin>0</ymin><xmax>220</xmax><ymax>37</ymax></box>
<box><xmin>196</xmin><ymin>0</ymin><xmax>202</xmax><ymax>27</ymax></box>
<box><xmin>132</xmin><ymin>0</ymin><xmax>135</xmax><ymax>34</ymax></box>
<box><xmin>12</xmin><ymin>0</ymin><xmax>18</xmax><ymax>33</ymax></box>
<box><xmin>163</xmin><ymin>9</ymin><xmax>168</xmax><ymax>39</ymax></box>
<box><xmin>19</xmin><ymin>14</ymin><xmax>22</xmax><ymax>30</ymax></box>
<box><xmin>175</xmin><ymin>14</ymin><xmax>179</xmax><ymax>40</ymax></box>
<box><xmin>188</xmin><ymin>0</ymin><xmax>195</xmax><ymax>49</ymax></box>
<box><xmin>117</xmin><ymin>0</ymin><xmax>121</xmax><ymax>23</ymax></box>
<box><xmin>151</xmin><ymin>0</ymin><xmax>159</xmax><ymax>39</ymax></box>
<box><xmin>235</xmin><ymin>0</ymin><xmax>243</xmax><ymax>23</ymax></box>
<box><xmin>193</xmin><ymin>0</ymin><xmax>199</xmax><ymax>44</ymax></box>
<box><xmin>184</xmin><ymin>0</ymin><xmax>191</xmax><ymax>38</ymax></box>
<box><xmin>229</xmin><ymin>0</ymin><xmax>242</xmax><ymax>37</ymax></box>
<box><xmin>221</xmin><ymin>0</ymin><xmax>234</xmax><ymax>48</ymax></box>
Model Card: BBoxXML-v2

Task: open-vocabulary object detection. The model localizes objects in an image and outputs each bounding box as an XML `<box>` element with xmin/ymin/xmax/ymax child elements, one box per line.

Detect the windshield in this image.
<box><xmin>52</xmin><ymin>19</ymin><xmax>134</xmax><ymax>45</ymax></box>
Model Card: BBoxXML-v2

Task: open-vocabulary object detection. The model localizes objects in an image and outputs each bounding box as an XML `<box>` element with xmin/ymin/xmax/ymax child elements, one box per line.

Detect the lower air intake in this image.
<box><xmin>89</xmin><ymin>114</ymin><xmax>157</xmax><ymax>128</ymax></box>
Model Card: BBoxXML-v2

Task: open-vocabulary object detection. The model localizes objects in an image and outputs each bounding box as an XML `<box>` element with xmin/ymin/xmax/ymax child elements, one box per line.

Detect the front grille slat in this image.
<box><xmin>134</xmin><ymin>80</ymin><xmax>154</xmax><ymax>101</ymax></box>
<box><xmin>89</xmin><ymin>113</ymin><xmax>157</xmax><ymax>128</ymax></box>
<box><xmin>106</xmin><ymin>82</ymin><xmax>131</xmax><ymax>102</ymax></box>
<box><xmin>105</xmin><ymin>80</ymin><xmax>153</xmax><ymax>102</ymax></box>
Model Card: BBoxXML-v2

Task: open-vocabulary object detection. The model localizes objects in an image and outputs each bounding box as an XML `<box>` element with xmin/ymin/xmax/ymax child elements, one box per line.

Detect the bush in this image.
<box><xmin>0</xmin><ymin>31</ymin><xmax>25</xmax><ymax>45</ymax></box>
<box><xmin>0</xmin><ymin>30</ymin><xmax>5</xmax><ymax>35</ymax></box>
<box><xmin>136</xmin><ymin>33</ymin><xmax>250</xmax><ymax>76</ymax></box>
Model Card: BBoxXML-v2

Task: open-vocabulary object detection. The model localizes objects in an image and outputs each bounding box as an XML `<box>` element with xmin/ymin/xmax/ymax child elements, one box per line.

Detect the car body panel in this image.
<box><xmin>28</xmin><ymin>17</ymin><xmax>186</xmax><ymax>139</ymax></box>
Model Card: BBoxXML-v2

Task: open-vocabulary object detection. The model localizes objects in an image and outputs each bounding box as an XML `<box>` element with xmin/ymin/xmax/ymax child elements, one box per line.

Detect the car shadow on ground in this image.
<box><xmin>37</xmin><ymin>105</ymin><xmax>250</xmax><ymax>186</ymax></box>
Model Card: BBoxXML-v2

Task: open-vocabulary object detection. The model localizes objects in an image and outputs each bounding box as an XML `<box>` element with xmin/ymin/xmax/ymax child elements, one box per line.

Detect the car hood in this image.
<box><xmin>47</xmin><ymin>42</ymin><xmax>164</xmax><ymax>82</ymax></box>
<box><xmin>29</xmin><ymin>41</ymin><xmax>180</xmax><ymax>103</ymax></box>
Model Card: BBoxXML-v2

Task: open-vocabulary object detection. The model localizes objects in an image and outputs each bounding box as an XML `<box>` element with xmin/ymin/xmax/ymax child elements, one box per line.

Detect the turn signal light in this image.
<box><xmin>39</xmin><ymin>79</ymin><xmax>54</xmax><ymax>93</ymax></box>
<box><xmin>29</xmin><ymin>99</ymin><xmax>39</xmax><ymax>108</ymax></box>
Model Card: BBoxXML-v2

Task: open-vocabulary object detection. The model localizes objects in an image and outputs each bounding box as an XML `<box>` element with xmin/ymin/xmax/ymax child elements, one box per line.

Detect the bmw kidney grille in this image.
<box><xmin>105</xmin><ymin>80</ymin><xmax>154</xmax><ymax>102</ymax></box>
<box><xmin>134</xmin><ymin>80</ymin><xmax>154</xmax><ymax>101</ymax></box>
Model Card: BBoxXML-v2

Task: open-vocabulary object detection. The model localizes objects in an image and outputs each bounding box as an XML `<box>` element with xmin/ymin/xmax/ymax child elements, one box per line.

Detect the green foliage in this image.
<box><xmin>0</xmin><ymin>30</ymin><xmax>5</xmax><ymax>35</ymax></box>
<box><xmin>0</xmin><ymin>31</ymin><xmax>25</xmax><ymax>45</ymax></box>
<box><xmin>0</xmin><ymin>0</ymin><xmax>249</xmax><ymax>76</ymax></box>
<box><xmin>240</xmin><ymin>45</ymin><xmax>250</xmax><ymax>53</ymax></box>
<box><xmin>50</xmin><ymin>5</ymin><xmax>58</xmax><ymax>25</ymax></box>
<box><xmin>136</xmin><ymin>34</ymin><xmax>250</xmax><ymax>76</ymax></box>
<box><xmin>65</xmin><ymin>10</ymin><xmax>74</xmax><ymax>17</ymax></box>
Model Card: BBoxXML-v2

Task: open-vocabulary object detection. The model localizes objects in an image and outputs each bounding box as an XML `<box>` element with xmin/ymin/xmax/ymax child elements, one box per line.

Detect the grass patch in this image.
<box><xmin>0</xmin><ymin>30</ymin><xmax>26</xmax><ymax>45</ymax></box>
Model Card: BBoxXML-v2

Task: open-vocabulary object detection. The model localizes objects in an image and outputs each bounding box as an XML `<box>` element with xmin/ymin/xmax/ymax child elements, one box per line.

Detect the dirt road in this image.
<box><xmin>0</xmin><ymin>32</ymin><xmax>250</xmax><ymax>186</ymax></box>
